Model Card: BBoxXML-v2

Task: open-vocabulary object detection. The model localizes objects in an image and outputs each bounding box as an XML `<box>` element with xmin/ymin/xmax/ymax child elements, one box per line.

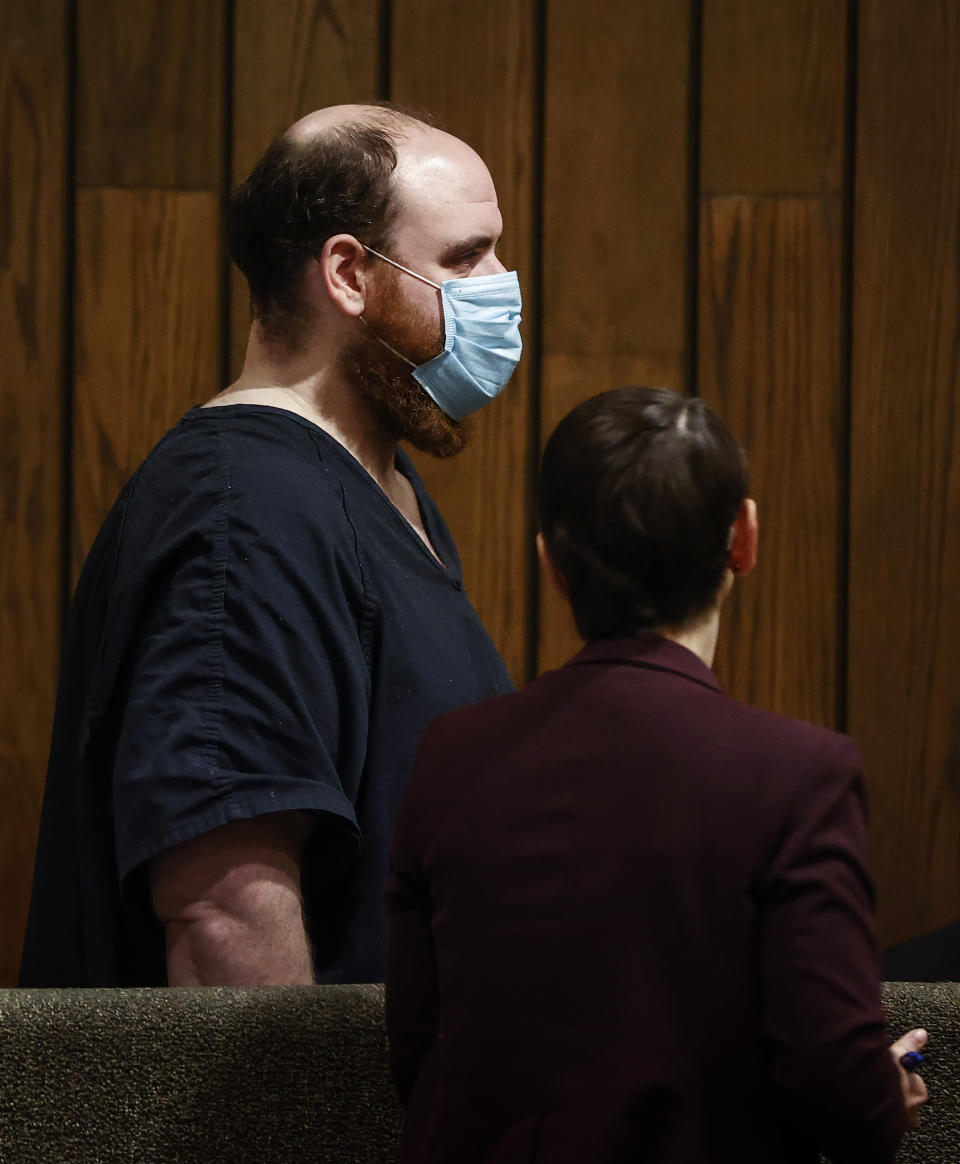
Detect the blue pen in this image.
<box><xmin>899</xmin><ymin>1051</ymin><xmax>924</xmax><ymax>1072</ymax></box>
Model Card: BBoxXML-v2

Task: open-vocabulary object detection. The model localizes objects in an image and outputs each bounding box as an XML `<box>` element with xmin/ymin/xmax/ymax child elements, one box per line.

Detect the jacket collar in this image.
<box><xmin>565</xmin><ymin>632</ymin><xmax>724</xmax><ymax>696</ymax></box>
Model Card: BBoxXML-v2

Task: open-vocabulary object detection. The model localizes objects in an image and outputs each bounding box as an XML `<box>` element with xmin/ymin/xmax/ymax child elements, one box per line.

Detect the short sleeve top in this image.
<box><xmin>20</xmin><ymin>405</ymin><xmax>515</xmax><ymax>986</ymax></box>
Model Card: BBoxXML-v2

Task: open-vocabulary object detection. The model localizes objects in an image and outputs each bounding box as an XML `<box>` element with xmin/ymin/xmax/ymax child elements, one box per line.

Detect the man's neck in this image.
<box><xmin>207</xmin><ymin>325</ymin><xmax>401</xmax><ymax>490</ymax></box>
<box><xmin>206</xmin><ymin>324</ymin><xmax>443</xmax><ymax>561</ymax></box>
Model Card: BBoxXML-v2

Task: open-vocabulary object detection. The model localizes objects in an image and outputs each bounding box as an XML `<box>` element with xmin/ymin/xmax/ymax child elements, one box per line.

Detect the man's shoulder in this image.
<box><xmin>128</xmin><ymin>405</ymin><xmax>353</xmax><ymax>527</ymax></box>
<box><xmin>74</xmin><ymin>406</ymin><xmax>364</xmax><ymax>601</ymax></box>
<box><xmin>153</xmin><ymin>404</ymin><xmax>338</xmax><ymax>481</ymax></box>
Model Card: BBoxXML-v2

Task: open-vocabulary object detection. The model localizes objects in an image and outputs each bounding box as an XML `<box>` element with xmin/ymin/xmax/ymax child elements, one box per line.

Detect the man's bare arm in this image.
<box><xmin>150</xmin><ymin>811</ymin><xmax>315</xmax><ymax>986</ymax></box>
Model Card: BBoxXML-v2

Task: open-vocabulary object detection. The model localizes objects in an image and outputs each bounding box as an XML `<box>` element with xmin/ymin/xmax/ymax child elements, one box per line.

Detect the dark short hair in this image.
<box><xmin>538</xmin><ymin>387</ymin><xmax>749</xmax><ymax>640</ymax></box>
<box><xmin>226</xmin><ymin>106</ymin><xmax>428</xmax><ymax>347</ymax></box>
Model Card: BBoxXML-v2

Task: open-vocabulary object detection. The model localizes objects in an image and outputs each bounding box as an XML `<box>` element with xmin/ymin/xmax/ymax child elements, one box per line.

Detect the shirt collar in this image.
<box><xmin>564</xmin><ymin>631</ymin><xmax>724</xmax><ymax>695</ymax></box>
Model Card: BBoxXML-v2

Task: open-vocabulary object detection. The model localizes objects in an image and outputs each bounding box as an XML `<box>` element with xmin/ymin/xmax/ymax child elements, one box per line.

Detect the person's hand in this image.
<box><xmin>890</xmin><ymin>1028</ymin><xmax>929</xmax><ymax>1128</ymax></box>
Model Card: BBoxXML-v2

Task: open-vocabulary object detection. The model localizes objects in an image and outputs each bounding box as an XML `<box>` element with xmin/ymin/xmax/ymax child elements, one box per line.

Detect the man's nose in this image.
<box><xmin>476</xmin><ymin>253</ymin><xmax>507</xmax><ymax>276</ymax></box>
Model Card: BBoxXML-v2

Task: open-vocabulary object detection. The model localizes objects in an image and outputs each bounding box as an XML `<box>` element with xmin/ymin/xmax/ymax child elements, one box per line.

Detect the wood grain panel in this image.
<box><xmin>232</xmin><ymin>0</ymin><xmax>381</xmax><ymax>181</ymax></box>
<box><xmin>72</xmin><ymin>190</ymin><xmax>221</xmax><ymax>574</ymax></box>
<box><xmin>0</xmin><ymin>0</ymin><xmax>67</xmax><ymax>987</ymax></box>
<box><xmin>76</xmin><ymin>0</ymin><xmax>225</xmax><ymax>188</ymax></box>
<box><xmin>699</xmin><ymin>197</ymin><xmax>843</xmax><ymax>727</ymax></box>
<box><xmin>391</xmin><ymin>0</ymin><xmax>537</xmax><ymax>683</ymax></box>
<box><xmin>849</xmin><ymin>0</ymin><xmax>960</xmax><ymax>947</ymax></box>
<box><xmin>701</xmin><ymin>0</ymin><xmax>847</xmax><ymax>195</ymax></box>
<box><xmin>229</xmin><ymin>0</ymin><xmax>382</xmax><ymax>379</ymax></box>
<box><xmin>537</xmin><ymin>0</ymin><xmax>692</xmax><ymax>674</ymax></box>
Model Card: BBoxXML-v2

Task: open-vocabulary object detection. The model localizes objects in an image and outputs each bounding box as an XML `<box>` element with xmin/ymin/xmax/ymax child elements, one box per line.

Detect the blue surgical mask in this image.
<box><xmin>363</xmin><ymin>246</ymin><xmax>523</xmax><ymax>422</ymax></box>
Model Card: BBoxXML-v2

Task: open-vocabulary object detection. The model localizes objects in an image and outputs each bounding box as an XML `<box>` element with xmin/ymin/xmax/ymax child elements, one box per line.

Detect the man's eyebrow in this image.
<box><xmin>439</xmin><ymin>235</ymin><xmax>497</xmax><ymax>262</ymax></box>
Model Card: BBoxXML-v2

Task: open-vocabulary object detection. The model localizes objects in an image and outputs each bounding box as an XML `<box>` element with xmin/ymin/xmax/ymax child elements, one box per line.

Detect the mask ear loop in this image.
<box><xmin>359</xmin><ymin>245</ymin><xmax>442</xmax><ymax>368</ymax></box>
<box><xmin>357</xmin><ymin>314</ymin><xmax>418</xmax><ymax>369</ymax></box>
<box><xmin>363</xmin><ymin>245</ymin><xmax>442</xmax><ymax>290</ymax></box>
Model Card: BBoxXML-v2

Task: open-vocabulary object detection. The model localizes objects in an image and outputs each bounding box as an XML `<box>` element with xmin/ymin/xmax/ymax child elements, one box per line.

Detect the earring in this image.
<box><xmin>730</xmin><ymin>560</ymin><xmax>740</xmax><ymax>576</ymax></box>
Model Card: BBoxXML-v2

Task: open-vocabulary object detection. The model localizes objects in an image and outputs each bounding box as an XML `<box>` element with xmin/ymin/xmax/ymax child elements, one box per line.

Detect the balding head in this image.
<box><xmin>286</xmin><ymin>103</ymin><xmax>422</xmax><ymax>142</ymax></box>
<box><xmin>226</xmin><ymin>102</ymin><xmax>437</xmax><ymax>349</ymax></box>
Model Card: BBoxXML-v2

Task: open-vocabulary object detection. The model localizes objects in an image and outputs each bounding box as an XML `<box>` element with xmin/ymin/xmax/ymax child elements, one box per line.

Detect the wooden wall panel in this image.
<box><xmin>232</xmin><ymin>0</ymin><xmax>381</xmax><ymax>180</ymax></box>
<box><xmin>701</xmin><ymin>0</ymin><xmax>846</xmax><ymax>195</ymax></box>
<box><xmin>391</xmin><ymin>0</ymin><xmax>537</xmax><ymax>683</ymax></box>
<box><xmin>537</xmin><ymin>0</ymin><xmax>692</xmax><ymax>673</ymax></box>
<box><xmin>73</xmin><ymin>0</ymin><xmax>225</xmax><ymax>567</ymax></box>
<box><xmin>699</xmin><ymin>198</ymin><xmax>843</xmax><ymax>724</ymax></box>
<box><xmin>0</xmin><ymin>1</ymin><xmax>67</xmax><ymax>987</ymax></box>
<box><xmin>850</xmin><ymin>0</ymin><xmax>960</xmax><ymax>946</ymax></box>
<box><xmin>77</xmin><ymin>0</ymin><xmax>225</xmax><ymax>188</ymax></box>
<box><xmin>229</xmin><ymin>0</ymin><xmax>382</xmax><ymax>377</ymax></box>
<box><xmin>698</xmin><ymin>0</ymin><xmax>847</xmax><ymax>726</ymax></box>
<box><xmin>72</xmin><ymin>191</ymin><xmax>222</xmax><ymax>572</ymax></box>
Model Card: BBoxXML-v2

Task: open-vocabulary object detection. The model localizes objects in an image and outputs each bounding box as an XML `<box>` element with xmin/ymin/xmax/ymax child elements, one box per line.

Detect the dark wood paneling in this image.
<box><xmin>698</xmin><ymin>0</ymin><xmax>847</xmax><ymax>728</ymax></box>
<box><xmin>538</xmin><ymin>0</ymin><xmax>692</xmax><ymax>673</ymax></box>
<box><xmin>391</xmin><ymin>0</ymin><xmax>537</xmax><ymax>684</ymax></box>
<box><xmin>849</xmin><ymin>0</ymin><xmax>960</xmax><ymax>946</ymax></box>
<box><xmin>232</xmin><ymin>0</ymin><xmax>381</xmax><ymax>181</ymax></box>
<box><xmin>0</xmin><ymin>0</ymin><xmax>67</xmax><ymax>987</ymax></box>
<box><xmin>76</xmin><ymin>0</ymin><xmax>225</xmax><ymax>188</ymax></box>
<box><xmin>229</xmin><ymin>0</ymin><xmax>382</xmax><ymax>378</ymax></box>
<box><xmin>701</xmin><ymin>0</ymin><xmax>847</xmax><ymax>195</ymax></box>
<box><xmin>72</xmin><ymin>191</ymin><xmax>221</xmax><ymax>572</ymax></box>
<box><xmin>699</xmin><ymin>196</ymin><xmax>843</xmax><ymax>725</ymax></box>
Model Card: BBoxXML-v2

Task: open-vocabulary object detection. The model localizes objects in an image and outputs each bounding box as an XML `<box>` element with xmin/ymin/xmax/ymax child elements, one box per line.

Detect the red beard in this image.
<box><xmin>340</xmin><ymin>266</ymin><xmax>469</xmax><ymax>459</ymax></box>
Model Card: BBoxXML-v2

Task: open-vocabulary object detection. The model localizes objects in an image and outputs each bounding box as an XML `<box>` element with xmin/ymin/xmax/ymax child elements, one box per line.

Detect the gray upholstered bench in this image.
<box><xmin>0</xmin><ymin>985</ymin><xmax>402</xmax><ymax>1162</ymax></box>
<box><xmin>882</xmin><ymin>982</ymin><xmax>960</xmax><ymax>1162</ymax></box>
<box><xmin>0</xmin><ymin>983</ymin><xmax>956</xmax><ymax>1161</ymax></box>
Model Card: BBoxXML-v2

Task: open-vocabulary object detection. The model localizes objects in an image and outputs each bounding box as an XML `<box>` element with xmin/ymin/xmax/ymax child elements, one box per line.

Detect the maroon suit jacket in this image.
<box><xmin>385</xmin><ymin>634</ymin><xmax>906</xmax><ymax>1164</ymax></box>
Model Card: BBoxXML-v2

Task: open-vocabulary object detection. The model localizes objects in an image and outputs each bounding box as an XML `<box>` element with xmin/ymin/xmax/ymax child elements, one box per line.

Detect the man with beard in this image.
<box><xmin>19</xmin><ymin>104</ymin><xmax>520</xmax><ymax>987</ymax></box>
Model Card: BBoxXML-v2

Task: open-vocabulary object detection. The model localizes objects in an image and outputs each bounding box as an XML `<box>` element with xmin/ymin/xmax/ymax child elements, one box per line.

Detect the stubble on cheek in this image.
<box><xmin>341</xmin><ymin>273</ymin><xmax>469</xmax><ymax>459</ymax></box>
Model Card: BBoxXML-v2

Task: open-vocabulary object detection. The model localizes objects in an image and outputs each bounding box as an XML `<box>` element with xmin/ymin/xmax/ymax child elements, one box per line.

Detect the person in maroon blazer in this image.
<box><xmin>385</xmin><ymin>386</ymin><xmax>926</xmax><ymax>1163</ymax></box>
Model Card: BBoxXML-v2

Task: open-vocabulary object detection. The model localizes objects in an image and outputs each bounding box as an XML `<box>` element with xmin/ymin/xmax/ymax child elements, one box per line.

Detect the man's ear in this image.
<box><xmin>536</xmin><ymin>532</ymin><xmax>570</xmax><ymax>602</ymax></box>
<box><xmin>728</xmin><ymin>498</ymin><xmax>759</xmax><ymax>578</ymax></box>
<box><xmin>314</xmin><ymin>234</ymin><xmax>369</xmax><ymax>318</ymax></box>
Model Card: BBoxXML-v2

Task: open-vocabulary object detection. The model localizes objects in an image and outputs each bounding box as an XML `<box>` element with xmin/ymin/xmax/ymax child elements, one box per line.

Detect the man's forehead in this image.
<box><xmin>391</xmin><ymin>130</ymin><xmax>501</xmax><ymax>240</ymax></box>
